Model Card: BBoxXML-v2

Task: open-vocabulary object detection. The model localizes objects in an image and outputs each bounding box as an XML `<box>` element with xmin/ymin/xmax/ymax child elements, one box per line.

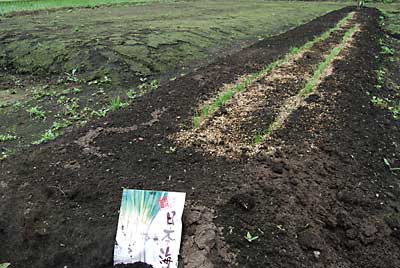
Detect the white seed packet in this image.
<box><xmin>114</xmin><ymin>189</ymin><xmax>186</xmax><ymax>268</ymax></box>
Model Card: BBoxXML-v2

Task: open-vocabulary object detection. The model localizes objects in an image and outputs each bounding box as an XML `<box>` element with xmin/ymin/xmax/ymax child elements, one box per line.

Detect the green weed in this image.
<box><xmin>389</xmin><ymin>103</ymin><xmax>400</xmax><ymax>119</ymax></box>
<box><xmin>384</xmin><ymin>158</ymin><xmax>400</xmax><ymax>171</ymax></box>
<box><xmin>32</xmin><ymin>120</ymin><xmax>71</xmax><ymax>144</ymax></box>
<box><xmin>32</xmin><ymin>86</ymin><xmax>57</xmax><ymax>100</ymax></box>
<box><xmin>62</xmin><ymin>87</ymin><xmax>81</xmax><ymax>95</ymax></box>
<box><xmin>0</xmin><ymin>134</ymin><xmax>17</xmax><ymax>142</ymax></box>
<box><xmin>375</xmin><ymin>68</ymin><xmax>386</xmax><ymax>89</ymax></box>
<box><xmin>150</xmin><ymin>79</ymin><xmax>159</xmax><ymax>90</ymax></box>
<box><xmin>13</xmin><ymin>101</ymin><xmax>22</xmax><ymax>110</ymax></box>
<box><xmin>27</xmin><ymin>106</ymin><xmax>46</xmax><ymax>120</ymax></box>
<box><xmin>88</xmin><ymin>75</ymin><xmax>112</xmax><ymax>85</ymax></box>
<box><xmin>381</xmin><ymin>45</ymin><xmax>395</xmax><ymax>56</ymax></box>
<box><xmin>63</xmin><ymin>98</ymin><xmax>80</xmax><ymax>119</ymax></box>
<box><xmin>371</xmin><ymin>96</ymin><xmax>388</xmax><ymax>108</ymax></box>
<box><xmin>244</xmin><ymin>231</ymin><xmax>259</xmax><ymax>242</ymax></box>
<box><xmin>253</xmin><ymin>133</ymin><xmax>263</xmax><ymax>145</ymax></box>
<box><xmin>109</xmin><ymin>97</ymin><xmax>128</xmax><ymax>111</ymax></box>
<box><xmin>290</xmin><ymin>47</ymin><xmax>300</xmax><ymax>54</ymax></box>
<box><xmin>91</xmin><ymin>108</ymin><xmax>109</xmax><ymax>118</ymax></box>
<box><xmin>127</xmin><ymin>89</ymin><xmax>137</xmax><ymax>100</ymax></box>
<box><xmin>0</xmin><ymin>148</ymin><xmax>14</xmax><ymax>161</ymax></box>
<box><xmin>138</xmin><ymin>79</ymin><xmax>159</xmax><ymax>92</ymax></box>
<box><xmin>57</xmin><ymin>95</ymin><xmax>68</xmax><ymax>105</ymax></box>
<box><xmin>33</xmin><ymin>129</ymin><xmax>58</xmax><ymax>144</ymax></box>
<box><xmin>65</xmin><ymin>68</ymin><xmax>79</xmax><ymax>83</ymax></box>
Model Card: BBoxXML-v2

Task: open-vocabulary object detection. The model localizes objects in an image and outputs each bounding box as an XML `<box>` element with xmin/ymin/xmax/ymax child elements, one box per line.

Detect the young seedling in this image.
<box><xmin>389</xmin><ymin>104</ymin><xmax>400</xmax><ymax>119</ymax></box>
<box><xmin>138</xmin><ymin>79</ymin><xmax>159</xmax><ymax>93</ymax></box>
<box><xmin>150</xmin><ymin>79</ymin><xmax>159</xmax><ymax>90</ymax></box>
<box><xmin>127</xmin><ymin>89</ymin><xmax>137</xmax><ymax>100</ymax></box>
<box><xmin>244</xmin><ymin>231</ymin><xmax>259</xmax><ymax>242</ymax></box>
<box><xmin>371</xmin><ymin>96</ymin><xmax>387</xmax><ymax>108</ymax></box>
<box><xmin>57</xmin><ymin>95</ymin><xmax>67</xmax><ymax>105</ymax></box>
<box><xmin>91</xmin><ymin>108</ymin><xmax>109</xmax><ymax>118</ymax></box>
<box><xmin>88</xmin><ymin>76</ymin><xmax>111</xmax><ymax>86</ymax></box>
<box><xmin>109</xmin><ymin>97</ymin><xmax>128</xmax><ymax>111</ymax></box>
<box><xmin>166</xmin><ymin>146</ymin><xmax>177</xmax><ymax>154</ymax></box>
<box><xmin>71</xmin><ymin>87</ymin><xmax>81</xmax><ymax>94</ymax></box>
<box><xmin>13</xmin><ymin>101</ymin><xmax>23</xmax><ymax>110</ymax></box>
<box><xmin>384</xmin><ymin>158</ymin><xmax>400</xmax><ymax>171</ymax></box>
<box><xmin>381</xmin><ymin>45</ymin><xmax>395</xmax><ymax>56</ymax></box>
<box><xmin>32</xmin><ymin>120</ymin><xmax>70</xmax><ymax>145</ymax></box>
<box><xmin>0</xmin><ymin>147</ymin><xmax>14</xmax><ymax>160</ymax></box>
<box><xmin>276</xmin><ymin>225</ymin><xmax>286</xmax><ymax>231</ymax></box>
<box><xmin>65</xmin><ymin>68</ymin><xmax>79</xmax><ymax>83</ymax></box>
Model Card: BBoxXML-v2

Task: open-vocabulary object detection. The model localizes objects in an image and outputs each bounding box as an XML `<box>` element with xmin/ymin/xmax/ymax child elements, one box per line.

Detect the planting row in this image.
<box><xmin>173</xmin><ymin>12</ymin><xmax>359</xmax><ymax>158</ymax></box>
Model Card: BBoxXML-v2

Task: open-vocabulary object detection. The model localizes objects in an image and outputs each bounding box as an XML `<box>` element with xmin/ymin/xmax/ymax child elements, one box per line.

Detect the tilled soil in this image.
<box><xmin>2</xmin><ymin>6</ymin><xmax>400</xmax><ymax>268</ymax></box>
<box><xmin>173</xmin><ymin>14</ymin><xmax>357</xmax><ymax>158</ymax></box>
<box><xmin>218</xmin><ymin>8</ymin><xmax>400</xmax><ymax>268</ymax></box>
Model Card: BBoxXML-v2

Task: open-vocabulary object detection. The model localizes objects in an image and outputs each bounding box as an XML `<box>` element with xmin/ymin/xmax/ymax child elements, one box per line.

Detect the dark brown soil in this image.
<box><xmin>218</xmin><ymin>8</ymin><xmax>400</xmax><ymax>268</ymax></box>
<box><xmin>2</xmin><ymin>6</ymin><xmax>400</xmax><ymax>268</ymax></box>
<box><xmin>177</xmin><ymin>17</ymin><xmax>357</xmax><ymax>158</ymax></box>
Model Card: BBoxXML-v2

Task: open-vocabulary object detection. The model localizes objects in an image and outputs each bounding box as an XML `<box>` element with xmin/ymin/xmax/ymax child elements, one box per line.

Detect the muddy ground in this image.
<box><xmin>1</xmin><ymin>5</ymin><xmax>400</xmax><ymax>268</ymax></box>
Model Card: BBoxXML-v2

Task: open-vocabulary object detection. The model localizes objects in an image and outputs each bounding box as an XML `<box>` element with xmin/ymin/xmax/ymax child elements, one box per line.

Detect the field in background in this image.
<box><xmin>0</xmin><ymin>0</ymin><xmax>165</xmax><ymax>14</ymax></box>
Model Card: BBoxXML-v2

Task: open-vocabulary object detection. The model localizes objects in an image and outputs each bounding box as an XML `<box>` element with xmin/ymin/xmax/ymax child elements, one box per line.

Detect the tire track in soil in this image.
<box><xmin>173</xmin><ymin>14</ymin><xmax>357</xmax><ymax>159</ymax></box>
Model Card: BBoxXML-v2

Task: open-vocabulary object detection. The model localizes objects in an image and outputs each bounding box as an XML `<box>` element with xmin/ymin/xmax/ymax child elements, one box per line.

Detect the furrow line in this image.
<box><xmin>172</xmin><ymin>13</ymin><xmax>358</xmax><ymax>159</ymax></box>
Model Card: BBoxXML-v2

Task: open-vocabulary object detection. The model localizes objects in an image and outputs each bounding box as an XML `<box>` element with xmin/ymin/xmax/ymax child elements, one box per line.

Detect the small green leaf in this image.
<box><xmin>0</xmin><ymin>263</ymin><xmax>11</xmax><ymax>268</ymax></box>
<box><xmin>244</xmin><ymin>231</ymin><xmax>259</xmax><ymax>242</ymax></box>
<box><xmin>384</xmin><ymin>158</ymin><xmax>390</xmax><ymax>167</ymax></box>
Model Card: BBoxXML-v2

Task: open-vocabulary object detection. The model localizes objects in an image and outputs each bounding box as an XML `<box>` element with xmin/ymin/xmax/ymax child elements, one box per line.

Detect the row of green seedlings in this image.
<box><xmin>30</xmin><ymin>80</ymin><xmax>159</xmax><ymax>144</ymax></box>
<box><xmin>192</xmin><ymin>12</ymin><xmax>355</xmax><ymax>128</ymax></box>
<box><xmin>368</xmin><ymin>37</ymin><xmax>399</xmax><ymax>119</ymax></box>
<box><xmin>253</xmin><ymin>24</ymin><xmax>359</xmax><ymax>144</ymax></box>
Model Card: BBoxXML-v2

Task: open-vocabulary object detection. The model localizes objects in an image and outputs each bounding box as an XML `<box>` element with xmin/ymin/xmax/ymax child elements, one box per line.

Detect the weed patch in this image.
<box><xmin>27</xmin><ymin>106</ymin><xmax>46</xmax><ymax>120</ymax></box>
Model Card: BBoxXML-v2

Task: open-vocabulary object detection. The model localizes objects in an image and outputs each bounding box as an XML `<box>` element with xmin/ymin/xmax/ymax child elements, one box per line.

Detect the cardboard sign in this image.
<box><xmin>114</xmin><ymin>189</ymin><xmax>186</xmax><ymax>267</ymax></box>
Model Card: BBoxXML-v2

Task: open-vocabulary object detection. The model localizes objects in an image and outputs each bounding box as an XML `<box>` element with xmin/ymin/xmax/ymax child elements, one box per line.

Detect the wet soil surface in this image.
<box><xmin>2</xmin><ymin>6</ymin><xmax>400</xmax><ymax>268</ymax></box>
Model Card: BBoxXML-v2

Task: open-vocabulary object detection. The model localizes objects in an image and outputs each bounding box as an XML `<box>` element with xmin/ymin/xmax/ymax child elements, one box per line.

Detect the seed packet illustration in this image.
<box><xmin>114</xmin><ymin>189</ymin><xmax>186</xmax><ymax>268</ymax></box>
